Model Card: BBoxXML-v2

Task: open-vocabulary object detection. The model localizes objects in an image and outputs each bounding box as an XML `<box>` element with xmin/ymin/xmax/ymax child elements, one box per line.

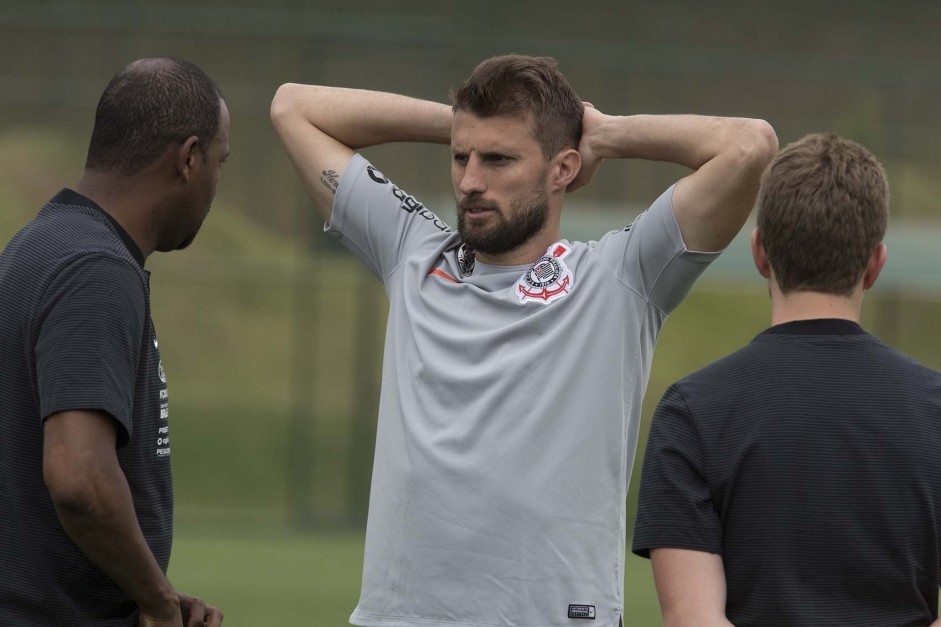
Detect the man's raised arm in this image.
<box><xmin>571</xmin><ymin>107</ymin><xmax>778</xmax><ymax>252</ymax></box>
<box><xmin>270</xmin><ymin>85</ymin><xmax>452</xmax><ymax>223</ymax></box>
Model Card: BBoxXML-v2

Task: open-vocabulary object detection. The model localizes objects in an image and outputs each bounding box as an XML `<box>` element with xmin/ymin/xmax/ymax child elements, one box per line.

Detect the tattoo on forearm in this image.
<box><xmin>321</xmin><ymin>170</ymin><xmax>339</xmax><ymax>195</ymax></box>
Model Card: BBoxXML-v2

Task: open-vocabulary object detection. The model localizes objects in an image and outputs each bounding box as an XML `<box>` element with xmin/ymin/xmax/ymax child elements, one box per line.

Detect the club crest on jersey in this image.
<box><xmin>458</xmin><ymin>244</ymin><xmax>476</xmax><ymax>277</ymax></box>
<box><xmin>516</xmin><ymin>242</ymin><xmax>574</xmax><ymax>305</ymax></box>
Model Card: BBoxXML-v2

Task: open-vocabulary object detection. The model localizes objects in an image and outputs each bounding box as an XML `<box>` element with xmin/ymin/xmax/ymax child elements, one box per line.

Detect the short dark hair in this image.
<box><xmin>757</xmin><ymin>133</ymin><xmax>889</xmax><ymax>295</ymax></box>
<box><xmin>85</xmin><ymin>57</ymin><xmax>223</xmax><ymax>175</ymax></box>
<box><xmin>451</xmin><ymin>54</ymin><xmax>583</xmax><ymax>159</ymax></box>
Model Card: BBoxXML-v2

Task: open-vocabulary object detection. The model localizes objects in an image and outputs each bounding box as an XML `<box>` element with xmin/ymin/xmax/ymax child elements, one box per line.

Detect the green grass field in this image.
<box><xmin>169</xmin><ymin>521</ymin><xmax>371</xmax><ymax>625</ymax></box>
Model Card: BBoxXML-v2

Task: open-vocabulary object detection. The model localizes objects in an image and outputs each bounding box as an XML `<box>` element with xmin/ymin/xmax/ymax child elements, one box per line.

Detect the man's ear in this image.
<box><xmin>751</xmin><ymin>227</ymin><xmax>772</xmax><ymax>279</ymax></box>
<box><xmin>552</xmin><ymin>148</ymin><xmax>581</xmax><ymax>192</ymax></box>
<box><xmin>175</xmin><ymin>136</ymin><xmax>201</xmax><ymax>182</ymax></box>
<box><xmin>862</xmin><ymin>243</ymin><xmax>887</xmax><ymax>290</ymax></box>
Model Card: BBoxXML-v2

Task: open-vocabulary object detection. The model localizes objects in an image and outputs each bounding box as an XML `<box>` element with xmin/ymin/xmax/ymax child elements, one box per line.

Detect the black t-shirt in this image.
<box><xmin>633</xmin><ymin>318</ymin><xmax>941</xmax><ymax>627</ymax></box>
<box><xmin>0</xmin><ymin>189</ymin><xmax>172</xmax><ymax>626</ymax></box>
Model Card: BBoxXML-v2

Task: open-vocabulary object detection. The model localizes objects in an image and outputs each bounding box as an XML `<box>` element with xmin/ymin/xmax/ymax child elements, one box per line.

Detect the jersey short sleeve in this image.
<box><xmin>35</xmin><ymin>254</ymin><xmax>146</xmax><ymax>446</ymax></box>
<box><xmin>592</xmin><ymin>184</ymin><xmax>719</xmax><ymax>314</ymax></box>
<box><xmin>326</xmin><ymin>154</ymin><xmax>453</xmax><ymax>281</ymax></box>
<box><xmin>632</xmin><ymin>384</ymin><xmax>722</xmax><ymax>558</ymax></box>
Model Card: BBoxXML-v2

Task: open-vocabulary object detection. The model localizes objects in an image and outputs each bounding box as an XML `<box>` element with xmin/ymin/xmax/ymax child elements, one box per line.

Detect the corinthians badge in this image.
<box><xmin>516</xmin><ymin>242</ymin><xmax>574</xmax><ymax>304</ymax></box>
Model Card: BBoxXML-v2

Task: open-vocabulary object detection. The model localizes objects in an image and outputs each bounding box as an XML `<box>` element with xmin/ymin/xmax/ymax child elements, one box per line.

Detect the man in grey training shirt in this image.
<box><xmin>272</xmin><ymin>55</ymin><xmax>777</xmax><ymax>627</ymax></box>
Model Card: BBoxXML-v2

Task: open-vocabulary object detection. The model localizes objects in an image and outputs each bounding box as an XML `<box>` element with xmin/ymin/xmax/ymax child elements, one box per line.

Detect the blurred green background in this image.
<box><xmin>3</xmin><ymin>1</ymin><xmax>941</xmax><ymax>624</ymax></box>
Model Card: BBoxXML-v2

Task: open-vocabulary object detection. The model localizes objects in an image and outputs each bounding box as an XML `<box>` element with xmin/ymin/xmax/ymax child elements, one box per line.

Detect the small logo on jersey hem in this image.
<box><xmin>517</xmin><ymin>242</ymin><xmax>574</xmax><ymax>305</ymax></box>
<box><xmin>568</xmin><ymin>604</ymin><xmax>596</xmax><ymax>619</ymax></box>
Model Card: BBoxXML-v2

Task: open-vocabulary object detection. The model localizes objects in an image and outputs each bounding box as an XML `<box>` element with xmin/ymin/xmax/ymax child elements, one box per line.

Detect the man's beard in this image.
<box><xmin>457</xmin><ymin>189</ymin><xmax>550</xmax><ymax>256</ymax></box>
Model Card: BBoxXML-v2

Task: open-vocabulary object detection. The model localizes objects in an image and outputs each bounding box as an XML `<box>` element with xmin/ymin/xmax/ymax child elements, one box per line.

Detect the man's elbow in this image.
<box><xmin>270</xmin><ymin>82</ymin><xmax>330</xmax><ymax>130</ymax></box>
<box><xmin>736</xmin><ymin>118</ymin><xmax>778</xmax><ymax>174</ymax></box>
<box><xmin>270</xmin><ymin>83</ymin><xmax>302</xmax><ymax>128</ymax></box>
<box><xmin>44</xmin><ymin>461</ymin><xmax>112</xmax><ymax>521</ymax></box>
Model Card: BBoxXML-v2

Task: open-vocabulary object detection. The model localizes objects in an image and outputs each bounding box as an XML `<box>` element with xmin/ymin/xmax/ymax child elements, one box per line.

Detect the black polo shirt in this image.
<box><xmin>0</xmin><ymin>190</ymin><xmax>172</xmax><ymax>625</ymax></box>
<box><xmin>633</xmin><ymin>318</ymin><xmax>941</xmax><ymax>627</ymax></box>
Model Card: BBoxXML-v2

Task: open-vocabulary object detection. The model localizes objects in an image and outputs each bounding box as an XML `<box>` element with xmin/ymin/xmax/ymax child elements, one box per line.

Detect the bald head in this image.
<box><xmin>85</xmin><ymin>56</ymin><xmax>223</xmax><ymax>175</ymax></box>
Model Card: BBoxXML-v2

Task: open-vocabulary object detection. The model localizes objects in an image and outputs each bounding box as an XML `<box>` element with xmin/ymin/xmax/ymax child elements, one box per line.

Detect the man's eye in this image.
<box><xmin>453</xmin><ymin>154</ymin><xmax>468</xmax><ymax>165</ymax></box>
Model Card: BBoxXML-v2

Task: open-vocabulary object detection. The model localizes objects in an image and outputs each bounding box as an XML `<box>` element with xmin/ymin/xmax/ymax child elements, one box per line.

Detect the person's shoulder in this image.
<box><xmin>868</xmin><ymin>336</ymin><xmax>941</xmax><ymax>383</ymax></box>
<box><xmin>671</xmin><ymin>340</ymin><xmax>765</xmax><ymax>396</ymax></box>
<box><xmin>34</xmin><ymin>203</ymin><xmax>141</xmax><ymax>270</ymax></box>
<box><xmin>27</xmin><ymin>201</ymin><xmax>110</xmax><ymax>243</ymax></box>
<box><xmin>4</xmin><ymin>209</ymin><xmax>108</xmax><ymax>270</ymax></box>
<box><xmin>42</xmin><ymin>255</ymin><xmax>149</xmax><ymax>325</ymax></box>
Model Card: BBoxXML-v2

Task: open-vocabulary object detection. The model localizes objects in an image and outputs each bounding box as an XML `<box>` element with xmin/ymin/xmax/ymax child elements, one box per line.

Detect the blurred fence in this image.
<box><xmin>2</xmin><ymin>0</ymin><xmax>941</xmax><ymax>530</ymax></box>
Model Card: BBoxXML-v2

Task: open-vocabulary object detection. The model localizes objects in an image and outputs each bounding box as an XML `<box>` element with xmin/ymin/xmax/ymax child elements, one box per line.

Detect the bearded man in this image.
<box><xmin>271</xmin><ymin>54</ymin><xmax>777</xmax><ymax>627</ymax></box>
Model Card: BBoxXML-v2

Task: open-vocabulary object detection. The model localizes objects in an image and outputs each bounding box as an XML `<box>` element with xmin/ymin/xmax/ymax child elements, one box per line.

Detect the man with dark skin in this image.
<box><xmin>0</xmin><ymin>57</ymin><xmax>228</xmax><ymax>627</ymax></box>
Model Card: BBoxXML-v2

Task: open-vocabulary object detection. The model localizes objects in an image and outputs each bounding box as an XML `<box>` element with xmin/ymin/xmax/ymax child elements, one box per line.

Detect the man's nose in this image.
<box><xmin>458</xmin><ymin>158</ymin><xmax>486</xmax><ymax>196</ymax></box>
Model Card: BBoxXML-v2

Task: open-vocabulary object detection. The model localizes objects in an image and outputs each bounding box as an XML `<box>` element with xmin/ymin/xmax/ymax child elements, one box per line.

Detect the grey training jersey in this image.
<box><xmin>328</xmin><ymin>155</ymin><xmax>718</xmax><ymax>627</ymax></box>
